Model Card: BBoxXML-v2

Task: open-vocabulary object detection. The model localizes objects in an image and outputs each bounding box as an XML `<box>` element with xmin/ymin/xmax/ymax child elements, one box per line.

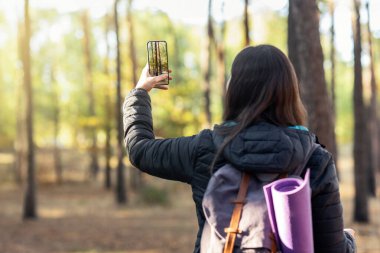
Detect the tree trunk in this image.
<box><xmin>216</xmin><ymin>1</ymin><xmax>227</xmax><ymax>107</ymax></box>
<box><xmin>243</xmin><ymin>0</ymin><xmax>250</xmax><ymax>46</ymax></box>
<box><xmin>365</xmin><ymin>0</ymin><xmax>378</xmax><ymax>197</ymax></box>
<box><xmin>329</xmin><ymin>0</ymin><xmax>336</xmax><ymax>118</ymax></box>
<box><xmin>126</xmin><ymin>0</ymin><xmax>142</xmax><ymax>190</ymax></box>
<box><xmin>14</xmin><ymin>21</ymin><xmax>25</xmax><ymax>185</ymax></box>
<box><xmin>22</xmin><ymin>0</ymin><xmax>37</xmax><ymax>220</ymax></box>
<box><xmin>82</xmin><ymin>10</ymin><xmax>99</xmax><ymax>179</ymax></box>
<box><xmin>104</xmin><ymin>13</ymin><xmax>112</xmax><ymax>190</ymax></box>
<box><xmin>287</xmin><ymin>0</ymin><xmax>337</xmax><ymax>162</ymax></box>
<box><xmin>51</xmin><ymin>67</ymin><xmax>63</xmax><ymax>184</ymax></box>
<box><xmin>114</xmin><ymin>0</ymin><xmax>127</xmax><ymax>204</ymax></box>
<box><xmin>127</xmin><ymin>0</ymin><xmax>138</xmax><ymax>88</ymax></box>
<box><xmin>203</xmin><ymin>0</ymin><xmax>214</xmax><ymax>127</ymax></box>
<box><xmin>14</xmin><ymin>82</ymin><xmax>25</xmax><ymax>184</ymax></box>
<box><xmin>378</xmin><ymin>37</ymin><xmax>380</xmax><ymax>174</ymax></box>
<box><xmin>287</xmin><ymin>0</ymin><xmax>300</xmax><ymax>81</ymax></box>
<box><xmin>104</xmin><ymin>96</ymin><xmax>112</xmax><ymax>190</ymax></box>
<box><xmin>352</xmin><ymin>0</ymin><xmax>369</xmax><ymax>222</ymax></box>
<box><xmin>328</xmin><ymin>0</ymin><xmax>339</xmax><ymax>178</ymax></box>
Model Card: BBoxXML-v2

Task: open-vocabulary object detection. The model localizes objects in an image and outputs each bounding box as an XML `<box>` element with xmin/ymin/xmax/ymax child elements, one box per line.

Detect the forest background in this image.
<box><xmin>0</xmin><ymin>0</ymin><xmax>379</xmax><ymax>252</ymax></box>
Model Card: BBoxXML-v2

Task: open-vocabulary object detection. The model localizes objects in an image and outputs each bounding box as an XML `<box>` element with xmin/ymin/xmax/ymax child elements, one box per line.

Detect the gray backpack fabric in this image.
<box><xmin>200</xmin><ymin>144</ymin><xmax>318</xmax><ymax>253</ymax></box>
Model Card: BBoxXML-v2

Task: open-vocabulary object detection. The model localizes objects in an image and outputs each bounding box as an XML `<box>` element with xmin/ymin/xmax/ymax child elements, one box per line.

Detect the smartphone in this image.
<box><xmin>147</xmin><ymin>41</ymin><xmax>169</xmax><ymax>85</ymax></box>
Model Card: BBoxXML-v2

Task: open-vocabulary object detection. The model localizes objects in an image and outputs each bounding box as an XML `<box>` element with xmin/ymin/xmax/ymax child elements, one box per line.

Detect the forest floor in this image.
<box><xmin>0</xmin><ymin>147</ymin><xmax>379</xmax><ymax>253</ymax></box>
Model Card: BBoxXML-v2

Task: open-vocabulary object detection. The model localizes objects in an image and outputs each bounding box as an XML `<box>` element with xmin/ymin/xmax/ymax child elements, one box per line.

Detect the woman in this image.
<box><xmin>123</xmin><ymin>45</ymin><xmax>356</xmax><ymax>253</ymax></box>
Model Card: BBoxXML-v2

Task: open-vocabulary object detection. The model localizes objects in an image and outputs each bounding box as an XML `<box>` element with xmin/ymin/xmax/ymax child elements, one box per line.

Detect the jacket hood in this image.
<box><xmin>212</xmin><ymin>122</ymin><xmax>317</xmax><ymax>174</ymax></box>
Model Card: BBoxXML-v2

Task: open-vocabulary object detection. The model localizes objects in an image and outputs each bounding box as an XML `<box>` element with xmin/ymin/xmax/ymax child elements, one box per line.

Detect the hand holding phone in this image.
<box><xmin>147</xmin><ymin>41</ymin><xmax>169</xmax><ymax>85</ymax></box>
<box><xmin>135</xmin><ymin>64</ymin><xmax>171</xmax><ymax>92</ymax></box>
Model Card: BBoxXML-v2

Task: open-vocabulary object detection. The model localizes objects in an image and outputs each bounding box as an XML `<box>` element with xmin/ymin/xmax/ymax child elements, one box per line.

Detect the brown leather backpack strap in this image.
<box><xmin>270</xmin><ymin>231</ymin><xmax>278</xmax><ymax>253</ymax></box>
<box><xmin>223</xmin><ymin>172</ymin><xmax>251</xmax><ymax>253</ymax></box>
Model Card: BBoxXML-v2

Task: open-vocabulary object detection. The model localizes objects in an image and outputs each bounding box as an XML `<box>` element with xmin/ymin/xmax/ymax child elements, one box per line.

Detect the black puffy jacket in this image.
<box><xmin>123</xmin><ymin>88</ymin><xmax>356</xmax><ymax>253</ymax></box>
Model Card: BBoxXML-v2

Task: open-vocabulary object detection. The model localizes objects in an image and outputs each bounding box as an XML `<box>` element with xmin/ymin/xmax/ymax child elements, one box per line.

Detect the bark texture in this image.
<box><xmin>104</xmin><ymin>13</ymin><xmax>112</xmax><ymax>190</ymax></box>
<box><xmin>365</xmin><ymin>1</ymin><xmax>378</xmax><ymax>196</ymax></box>
<box><xmin>328</xmin><ymin>0</ymin><xmax>339</xmax><ymax>176</ymax></box>
<box><xmin>127</xmin><ymin>0</ymin><xmax>142</xmax><ymax>190</ymax></box>
<box><xmin>114</xmin><ymin>0</ymin><xmax>127</xmax><ymax>204</ymax></box>
<box><xmin>22</xmin><ymin>0</ymin><xmax>37</xmax><ymax>219</ymax></box>
<box><xmin>243</xmin><ymin>0</ymin><xmax>250</xmax><ymax>46</ymax></box>
<box><xmin>287</xmin><ymin>0</ymin><xmax>337</xmax><ymax>163</ymax></box>
<box><xmin>203</xmin><ymin>0</ymin><xmax>214</xmax><ymax>127</ymax></box>
<box><xmin>352</xmin><ymin>0</ymin><xmax>369</xmax><ymax>222</ymax></box>
<box><xmin>82</xmin><ymin>10</ymin><xmax>99</xmax><ymax>179</ymax></box>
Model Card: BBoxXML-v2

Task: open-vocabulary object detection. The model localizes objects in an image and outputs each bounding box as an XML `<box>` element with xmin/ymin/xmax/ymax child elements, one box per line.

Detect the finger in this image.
<box><xmin>155</xmin><ymin>85</ymin><xmax>169</xmax><ymax>90</ymax></box>
<box><xmin>154</xmin><ymin>74</ymin><xmax>169</xmax><ymax>82</ymax></box>
<box><xmin>154</xmin><ymin>85</ymin><xmax>169</xmax><ymax>90</ymax></box>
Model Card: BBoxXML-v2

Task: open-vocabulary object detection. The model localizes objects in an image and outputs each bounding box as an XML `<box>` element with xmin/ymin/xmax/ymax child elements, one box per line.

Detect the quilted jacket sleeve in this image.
<box><xmin>309</xmin><ymin>147</ymin><xmax>356</xmax><ymax>253</ymax></box>
<box><xmin>123</xmin><ymin>88</ymin><xmax>199</xmax><ymax>183</ymax></box>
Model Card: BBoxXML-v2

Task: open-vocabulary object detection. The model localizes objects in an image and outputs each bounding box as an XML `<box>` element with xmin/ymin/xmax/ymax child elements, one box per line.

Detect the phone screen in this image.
<box><xmin>147</xmin><ymin>41</ymin><xmax>169</xmax><ymax>85</ymax></box>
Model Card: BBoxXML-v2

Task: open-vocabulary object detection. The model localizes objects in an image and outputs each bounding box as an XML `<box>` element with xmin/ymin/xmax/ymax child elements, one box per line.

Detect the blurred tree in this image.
<box><xmin>204</xmin><ymin>0</ymin><xmax>214</xmax><ymax>127</ymax></box>
<box><xmin>14</xmin><ymin>20</ymin><xmax>26</xmax><ymax>184</ymax></box>
<box><xmin>127</xmin><ymin>0</ymin><xmax>138</xmax><ymax>89</ymax></box>
<box><xmin>287</xmin><ymin>0</ymin><xmax>337</xmax><ymax>165</ymax></box>
<box><xmin>287</xmin><ymin>1</ymin><xmax>299</xmax><ymax>76</ymax></box>
<box><xmin>22</xmin><ymin>0</ymin><xmax>37</xmax><ymax>219</ymax></box>
<box><xmin>126</xmin><ymin>0</ymin><xmax>142</xmax><ymax>190</ymax></box>
<box><xmin>328</xmin><ymin>0</ymin><xmax>336</xmax><ymax>116</ymax></box>
<box><xmin>50</xmin><ymin>66</ymin><xmax>63</xmax><ymax>184</ymax></box>
<box><xmin>104</xmin><ymin>13</ymin><xmax>113</xmax><ymax>190</ymax></box>
<box><xmin>328</xmin><ymin>0</ymin><xmax>339</xmax><ymax>176</ymax></box>
<box><xmin>114</xmin><ymin>0</ymin><xmax>127</xmax><ymax>204</ymax></box>
<box><xmin>365</xmin><ymin>0</ymin><xmax>377</xmax><ymax>197</ymax></box>
<box><xmin>352</xmin><ymin>0</ymin><xmax>369</xmax><ymax>222</ymax></box>
<box><xmin>243</xmin><ymin>0</ymin><xmax>250</xmax><ymax>46</ymax></box>
<box><xmin>216</xmin><ymin>1</ymin><xmax>227</xmax><ymax>106</ymax></box>
<box><xmin>82</xmin><ymin>10</ymin><xmax>99</xmax><ymax>179</ymax></box>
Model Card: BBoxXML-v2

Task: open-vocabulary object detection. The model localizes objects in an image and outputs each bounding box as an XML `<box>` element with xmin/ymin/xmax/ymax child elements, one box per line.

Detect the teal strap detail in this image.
<box><xmin>221</xmin><ymin>122</ymin><xmax>308</xmax><ymax>131</ymax></box>
<box><xmin>223</xmin><ymin>121</ymin><xmax>238</xmax><ymax>127</ymax></box>
<box><xmin>288</xmin><ymin>125</ymin><xmax>309</xmax><ymax>131</ymax></box>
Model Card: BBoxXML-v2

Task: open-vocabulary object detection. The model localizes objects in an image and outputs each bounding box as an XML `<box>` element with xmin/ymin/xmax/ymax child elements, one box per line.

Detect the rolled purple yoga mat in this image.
<box><xmin>263</xmin><ymin>169</ymin><xmax>314</xmax><ymax>253</ymax></box>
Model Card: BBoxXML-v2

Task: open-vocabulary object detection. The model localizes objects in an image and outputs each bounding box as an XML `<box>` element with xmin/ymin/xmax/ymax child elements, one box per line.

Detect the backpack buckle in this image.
<box><xmin>224</xmin><ymin>227</ymin><xmax>242</xmax><ymax>234</ymax></box>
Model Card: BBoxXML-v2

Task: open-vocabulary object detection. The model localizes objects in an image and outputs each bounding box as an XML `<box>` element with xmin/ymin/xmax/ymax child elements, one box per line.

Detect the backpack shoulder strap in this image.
<box><xmin>292</xmin><ymin>142</ymin><xmax>319</xmax><ymax>177</ymax></box>
<box><xmin>222</xmin><ymin>143</ymin><xmax>319</xmax><ymax>253</ymax></box>
<box><xmin>223</xmin><ymin>172</ymin><xmax>250</xmax><ymax>253</ymax></box>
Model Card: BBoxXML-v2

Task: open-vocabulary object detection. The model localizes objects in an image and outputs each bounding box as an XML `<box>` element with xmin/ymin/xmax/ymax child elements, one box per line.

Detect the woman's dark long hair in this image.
<box><xmin>210</xmin><ymin>45</ymin><xmax>307</xmax><ymax>171</ymax></box>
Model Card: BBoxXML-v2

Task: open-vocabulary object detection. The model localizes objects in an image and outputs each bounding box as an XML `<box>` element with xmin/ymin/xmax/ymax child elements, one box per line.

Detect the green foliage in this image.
<box><xmin>263</xmin><ymin>12</ymin><xmax>288</xmax><ymax>52</ymax></box>
<box><xmin>334</xmin><ymin>62</ymin><xmax>354</xmax><ymax>144</ymax></box>
<box><xmin>321</xmin><ymin>29</ymin><xmax>354</xmax><ymax>144</ymax></box>
<box><xmin>0</xmin><ymin>3</ymin><xmax>378</xmax><ymax>152</ymax></box>
<box><xmin>0</xmin><ymin>22</ymin><xmax>18</xmax><ymax>147</ymax></box>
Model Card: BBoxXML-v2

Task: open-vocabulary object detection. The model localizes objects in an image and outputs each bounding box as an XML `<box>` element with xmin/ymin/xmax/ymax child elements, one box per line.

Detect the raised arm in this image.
<box><xmin>122</xmin><ymin>66</ymin><xmax>199</xmax><ymax>183</ymax></box>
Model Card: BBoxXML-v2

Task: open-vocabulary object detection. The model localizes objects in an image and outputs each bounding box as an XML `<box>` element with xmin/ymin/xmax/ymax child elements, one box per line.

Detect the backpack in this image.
<box><xmin>200</xmin><ymin>143</ymin><xmax>318</xmax><ymax>253</ymax></box>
